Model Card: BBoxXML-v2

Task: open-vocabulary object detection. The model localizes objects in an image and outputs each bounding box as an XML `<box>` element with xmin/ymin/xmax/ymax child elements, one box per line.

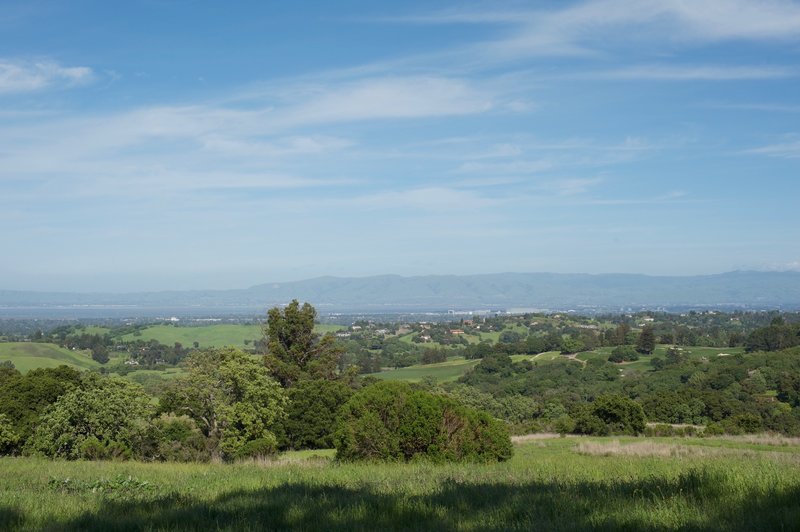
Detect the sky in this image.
<box><xmin>1</xmin><ymin>0</ymin><xmax>800</xmax><ymax>292</ymax></box>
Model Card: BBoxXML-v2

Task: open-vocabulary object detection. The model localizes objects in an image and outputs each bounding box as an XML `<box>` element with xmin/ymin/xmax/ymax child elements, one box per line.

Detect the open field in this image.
<box><xmin>119</xmin><ymin>324</ymin><xmax>263</xmax><ymax>348</ymax></box>
<box><xmin>0</xmin><ymin>342</ymin><xmax>101</xmax><ymax>373</ymax></box>
<box><xmin>373</xmin><ymin>357</ymin><xmax>480</xmax><ymax>382</ymax></box>
<box><xmin>1</xmin><ymin>436</ymin><xmax>798</xmax><ymax>530</ymax></box>
<box><xmin>119</xmin><ymin>323</ymin><xmax>343</xmax><ymax>349</ymax></box>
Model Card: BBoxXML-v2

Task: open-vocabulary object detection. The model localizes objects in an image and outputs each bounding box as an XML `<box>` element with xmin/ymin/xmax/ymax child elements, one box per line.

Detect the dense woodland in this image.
<box><xmin>1</xmin><ymin>305</ymin><xmax>799</xmax><ymax>463</ymax></box>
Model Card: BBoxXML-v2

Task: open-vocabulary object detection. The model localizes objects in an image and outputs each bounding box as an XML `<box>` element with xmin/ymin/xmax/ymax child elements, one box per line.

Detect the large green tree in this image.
<box><xmin>0</xmin><ymin>365</ymin><xmax>83</xmax><ymax>441</ymax></box>
<box><xmin>263</xmin><ymin>300</ymin><xmax>344</xmax><ymax>386</ymax></box>
<box><xmin>279</xmin><ymin>379</ymin><xmax>353</xmax><ymax>450</ymax></box>
<box><xmin>162</xmin><ymin>348</ymin><xmax>286</xmax><ymax>459</ymax></box>
<box><xmin>25</xmin><ymin>376</ymin><xmax>153</xmax><ymax>460</ymax></box>
<box><xmin>636</xmin><ymin>325</ymin><xmax>656</xmax><ymax>355</ymax></box>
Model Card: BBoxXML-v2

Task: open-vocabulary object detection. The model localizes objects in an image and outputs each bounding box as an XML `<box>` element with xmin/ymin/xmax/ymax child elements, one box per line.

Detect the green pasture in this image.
<box><xmin>1</xmin><ymin>436</ymin><xmax>799</xmax><ymax>530</ymax></box>
<box><xmin>373</xmin><ymin>357</ymin><xmax>480</xmax><ymax>382</ymax></box>
<box><xmin>0</xmin><ymin>343</ymin><xmax>100</xmax><ymax>373</ymax></box>
<box><xmin>118</xmin><ymin>323</ymin><xmax>342</xmax><ymax>349</ymax></box>
<box><xmin>118</xmin><ymin>324</ymin><xmax>263</xmax><ymax>348</ymax></box>
<box><xmin>71</xmin><ymin>326</ymin><xmax>112</xmax><ymax>336</ymax></box>
<box><xmin>314</xmin><ymin>324</ymin><xmax>345</xmax><ymax>335</ymax></box>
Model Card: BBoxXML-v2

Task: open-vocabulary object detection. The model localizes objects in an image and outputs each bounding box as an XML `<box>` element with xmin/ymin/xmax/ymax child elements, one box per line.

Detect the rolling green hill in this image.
<box><xmin>0</xmin><ymin>342</ymin><xmax>100</xmax><ymax>373</ymax></box>
<box><xmin>370</xmin><ymin>345</ymin><xmax>749</xmax><ymax>383</ymax></box>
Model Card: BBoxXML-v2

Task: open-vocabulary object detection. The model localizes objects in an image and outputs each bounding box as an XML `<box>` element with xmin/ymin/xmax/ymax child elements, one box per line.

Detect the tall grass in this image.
<box><xmin>1</xmin><ymin>437</ymin><xmax>798</xmax><ymax>530</ymax></box>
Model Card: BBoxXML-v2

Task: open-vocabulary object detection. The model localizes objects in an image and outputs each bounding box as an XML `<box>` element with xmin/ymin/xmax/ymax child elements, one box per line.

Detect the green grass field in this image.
<box><xmin>373</xmin><ymin>351</ymin><xmax>581</xmax><ymax>383</ymax></box>
<box><xmin>119</xmin><ymin>324</ymin><xmax>263</xmax><ymax>348</ymax></box>
<box><xmin>0</xmin><ymin>343</ymin><xmax>101</xmax><ymax>373</ymax></box>
<box><xmin>373</xmin><ymin>357</ymin><xmax>481</xmax><ymax>382</ymax></box>
<box><xmin>1</xmin><ymin>436</ymin><xmax>798</xmax><ymax>530</ymax></box>
<box><xmin>119</xmin><ymin>323</ymin><xmax>343</xmax><ymax>349</ymax></box>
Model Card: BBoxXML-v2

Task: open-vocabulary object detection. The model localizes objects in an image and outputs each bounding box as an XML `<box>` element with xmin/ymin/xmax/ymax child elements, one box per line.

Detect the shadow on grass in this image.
<box><xmin>22</xmin><ymin>469</ymin><xmax>800</xmax><ymax>531</ymax></box>
<box><xmin>0</xmin><ymin>507</ymin><xmax>22</xmax><ymax>530</ymax></box>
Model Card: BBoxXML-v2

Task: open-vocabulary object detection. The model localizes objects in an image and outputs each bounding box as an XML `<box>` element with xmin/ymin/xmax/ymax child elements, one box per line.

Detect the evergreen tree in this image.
<box><xmin>636</xmin><ymin>325</ymin><xmax>656</xmax><ymax>354</ymax></box>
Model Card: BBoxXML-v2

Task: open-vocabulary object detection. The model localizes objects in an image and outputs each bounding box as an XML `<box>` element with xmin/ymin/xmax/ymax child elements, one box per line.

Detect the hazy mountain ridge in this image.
<box><xmin>1</xmin><ymin>271</ymin><xmax>799</xmax><ymax>313</ymax></box>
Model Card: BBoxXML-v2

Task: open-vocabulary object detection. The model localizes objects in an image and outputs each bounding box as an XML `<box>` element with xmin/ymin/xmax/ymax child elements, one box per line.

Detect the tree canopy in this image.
<box><xmin>26</xmin><ymin>376</ymin><xmax>153</xmax><ymax>460</ymax></box>
<box><xmin>161</xmin><ymin>348</ymin><xmax>286</xmax><ymax>459</ymax></box>
<box><xmin>263</xmin><ymin>300</ymin><xmax>344</xmax><ymax>386</ymax></box>
<box><xmin>334</xmin><ymin>381</ymin><xmax>513</xmax><ymax>463</ymax></box>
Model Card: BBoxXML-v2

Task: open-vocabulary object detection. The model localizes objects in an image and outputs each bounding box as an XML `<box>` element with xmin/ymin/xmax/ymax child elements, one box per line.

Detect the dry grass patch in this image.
<box><xmin>511</xmin><ymin>433</ymin><xmax>568</xmax><ymax>443</ymax></box>
<box><xmin>574</xmin><ymin>440</ymin><xmax>800</xmax><ymax>464</ymax></box>
<box><xmin>720</xmin><ymin>434</ymin><xmax>800</xmax><ymax>447</ymax></box>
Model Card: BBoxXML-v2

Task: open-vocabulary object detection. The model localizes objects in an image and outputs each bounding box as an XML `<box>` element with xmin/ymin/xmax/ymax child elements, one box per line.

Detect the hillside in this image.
<box><xmin>0</xmin><ymin>342</ymin><xmax>100</xmax><ymax>373</ymax></box>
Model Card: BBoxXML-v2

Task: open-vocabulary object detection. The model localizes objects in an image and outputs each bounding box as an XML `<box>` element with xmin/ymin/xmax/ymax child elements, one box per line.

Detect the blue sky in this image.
<box><xmin>1</xmin><ymin>0</ymin><xmax>799</xmax><ymax>292</ymax></box>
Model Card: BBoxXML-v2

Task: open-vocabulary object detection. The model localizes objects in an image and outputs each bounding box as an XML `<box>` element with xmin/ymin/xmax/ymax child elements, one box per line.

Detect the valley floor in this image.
<box><xmin>1</xmin><ymin>436</ymin><xmax>799</xmax><ymax>530</ymax></box>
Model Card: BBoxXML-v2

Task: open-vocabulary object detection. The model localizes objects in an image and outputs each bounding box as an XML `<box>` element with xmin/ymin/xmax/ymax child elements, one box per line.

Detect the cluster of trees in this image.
<box><xmin>451</xmin><ymin>343</ymin><xmax>800</xmax><ymax>436</ymax></box>
<box><xmin>745</xmin><ymin>318</ymin><xmax>800</xmax><ymax>352</ymax></box>
<box><xmin>0</xmin><ymin>301</ymin><xmax>512</xmax><ymax>464</ymax></box>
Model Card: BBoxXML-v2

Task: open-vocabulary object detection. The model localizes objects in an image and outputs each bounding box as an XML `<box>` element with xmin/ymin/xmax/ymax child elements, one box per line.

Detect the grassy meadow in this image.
<box><xmin>373</xmin><ymin>357</ymin><xmax>481</xmax><ymax>382</ymax></box>
<box><xmin>118</xmin><ymin>323</ymin><xmax>343</xmax><ymax>349</ymax></box>
<box><xmin>1</xmin><ymin>436</ymin><xmax>799</xmax><ymax>530</ymax></box>
<box><xmin>0</xmin><ymin>342</ymin><xmax>101</xmax><ymax>373</ymax></box>
<box><xmin>119</xmin><ymin>324</ymin><xmax>264</xmax><ymax>349</ymax></box>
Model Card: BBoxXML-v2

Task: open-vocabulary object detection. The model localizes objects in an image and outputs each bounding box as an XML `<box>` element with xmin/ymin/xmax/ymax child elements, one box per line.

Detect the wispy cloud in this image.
<box><xmin>0</xmin><ymin>59</ymin><xmax>93</xmax><ymax>94</ymax></box>
<box><xmin>747</xmin><ymin>140</ymin><xmax>800</xmax><ymax>159</ymax></box>
<box><xmin>575</xmin><ymin>65</ymin><xmax>798</xmax><ymax>81</ymax></box>
<box><xmin>390</xmin><ymin>0</ymin><xmax>800</xmax><ymax>61</ymax></box>
<box><xmin>239</xmin><ymin>76</ymin><xmax>494</xmax><ymax>127</ymax></box>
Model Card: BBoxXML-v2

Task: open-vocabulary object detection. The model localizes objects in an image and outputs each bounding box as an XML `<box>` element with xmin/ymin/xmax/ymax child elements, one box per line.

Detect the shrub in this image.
<box><xmin>0</xmin><ymin>413</ymin><xmax>20</xmax><ymax>455</ymax></box>
<box><xmin>233</xmin><ymin>437</ymin><xmax>278</xmax><ymax>460</ymax></box>
<box><xmin>25</xmin><ymin>377</ymin><xmax>153</xmax><ymax>460</ymax></box>
<box><xmin>334</xmin><ymin>381</ymin><xmax>512</xmax><ymax>463</ymax></box>
<box><xmin>77</xmin><ymin>437</ymin><xmax>133</xmax><ymax>461</ymax></box>
<box><xmin>608</xmin><ymin>345</ymin><xmax>639</xmax><ymax>363</ymax></box>
<box><xmin>142</xmin><ymin>414</ymin><xmax>210</xmax><ymax>462</ymax></box>
<box><xmin>280</xmin><ymin>380</ymin><xmax>353</xmax><ymax>450</ymax></box>
<box><xmin>592</xmin><ymin>394</ymin><xmax>647</xmax><ymax>435</ymax></box>
<box><xmin>572</xmin><ymin>406</ymin><xmax>609</xmax><ymax>436</ymax></box>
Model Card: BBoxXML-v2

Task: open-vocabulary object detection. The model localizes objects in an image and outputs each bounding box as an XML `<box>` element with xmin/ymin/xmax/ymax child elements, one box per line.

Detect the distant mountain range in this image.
<box><xmin>1</xmin><ymin>271</ymin><xmax>799</xmax><ymax>317</ymax></box>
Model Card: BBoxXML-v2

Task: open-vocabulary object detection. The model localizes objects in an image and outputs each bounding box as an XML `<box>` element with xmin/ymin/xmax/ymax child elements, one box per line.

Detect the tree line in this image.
<box><xmin>0</xmin><ymin>301</ymin><xmax>511</xmax><ymax>463</ymax></box>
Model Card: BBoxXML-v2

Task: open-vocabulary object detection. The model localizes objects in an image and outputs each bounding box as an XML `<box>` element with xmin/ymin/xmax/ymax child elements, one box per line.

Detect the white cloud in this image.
<box><xmin>747</xmin><ymin>140</ymin><xmax>800</xmax><ymax>159</ymax></box>
<box><xmin>394</xmin><ymin>0</ymin><xmax>800</xmax><ymax>60</ymax></box>
<box><xmin>268</xmin><ymin>76</ymin><xmax>494</xmax><ymax>127</ymax></box>
<box><xmin>576</xmin><ymin>65</ymin><xmax>798</xmax><ymax>81</ymax></box>
<box><xmin>0</xmin><ymin>59</ymin><xmax>93</xmax><ymax>94</ymax></box>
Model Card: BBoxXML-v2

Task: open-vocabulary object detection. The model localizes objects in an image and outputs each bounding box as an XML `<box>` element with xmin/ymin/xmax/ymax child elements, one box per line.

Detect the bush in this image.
<box><xmin>280</xmin><ymin>380</ymin><xmax>353</xmax><ymax>450</ymax></box>
<box><xmin>608</xmin><ymin>345</ymin><xmax>639</xmax><ymax>363</ymax></box>
<box><xmin>572</xmin><ymin>406</ymin><xmax>609</xmax><ymax>436</ymax></box>
<box><xmin>592</xmin><ymin>394</ymin><xmax>647</xmax><ymax>435</ymax></box>
<box><xmin>77</xmin><ymin>437</ymin><xmax>132</xmax><ymax>461</ymax></box>
<box><xmin>25</xmin><ymin>377</ymin><xmax>153</xmax><ymax>460</ymax></box>
<box><xmin>233</xmin><ymin>437</ymin><xmax>278</xmax><ymax>460</ymax></box>
<box><xmin>142</xmin><ymin>414</ymin><xmax>210</xmax><ymax>462</ymax></box>
<box><xmin>334</xmin><ymin>381</ymin><xmax>512</xmax><ymax>463</ymax></box>
<box><xmin>0</xmin><ymin>414</ymin><xmax>20</xmax><ymax>455</ymax></box>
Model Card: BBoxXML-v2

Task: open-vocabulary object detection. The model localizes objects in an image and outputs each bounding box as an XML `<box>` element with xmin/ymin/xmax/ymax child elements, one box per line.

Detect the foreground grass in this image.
<box><xmin>1</xmin><ymin>437</ymin><xmax>799</xmax><ymax>531</ymax></box>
